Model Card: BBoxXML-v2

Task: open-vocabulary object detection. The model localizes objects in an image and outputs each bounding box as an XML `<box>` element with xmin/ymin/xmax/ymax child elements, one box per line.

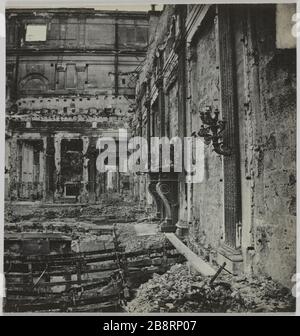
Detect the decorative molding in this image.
<box><xmin>56</xmin><ymin>64</ymin><xmax>66</xmax><ymax>72</ymax></box>
<box><xmin>186</xmin><ymin>5</ymin><xmax>211</xmax><ymax>44</ymax></box>
<box><xmin>156</xmin><ymin>172</ymin><xmax>179</xmax><ymax>233</ymax></box>
<box><xmin>75</xmin><ymin>64</ymin><xmax>86</xmax><ymax>72</ymax></box>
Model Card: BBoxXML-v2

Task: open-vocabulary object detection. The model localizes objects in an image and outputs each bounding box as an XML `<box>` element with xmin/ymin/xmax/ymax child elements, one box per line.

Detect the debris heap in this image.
<box><xmin>126</xmin><ymin>264</ymin><xmax>295</xmax><ymax>313</ymax></box>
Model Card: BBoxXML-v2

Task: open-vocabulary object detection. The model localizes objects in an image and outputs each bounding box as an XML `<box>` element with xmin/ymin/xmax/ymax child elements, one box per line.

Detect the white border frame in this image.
<box><xmin>0</xmin><ymin>0</ymin><xmax>298</xmax><ymax>317</ymax></box>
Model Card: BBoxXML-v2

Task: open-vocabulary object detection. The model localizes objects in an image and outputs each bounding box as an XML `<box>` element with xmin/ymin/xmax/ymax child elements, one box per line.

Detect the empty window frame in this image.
<box><xmin>276</xmin><ymin>4</ymin><xmax>296</xmax><ymax>49</ymax></box>
<box><xmin>25</xmin><ymin>24</ymin><xmax>47</xmax><ymax>42</ymax></box>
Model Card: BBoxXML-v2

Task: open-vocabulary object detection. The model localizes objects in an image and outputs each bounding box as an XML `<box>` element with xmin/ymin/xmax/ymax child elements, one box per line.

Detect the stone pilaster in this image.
<box><xmin>216</xmin><ymin>4</ymin><xmax>243</xmax><ymax>273</ymax></box>
<box><xmin>54</xmin><ymin>134</ymin><xmax>62</xmax><ymax>199</ymax></box>
<box><xmin>217</xmin><ymin>4</ymin><xmax>242</xmax><ymax>249</ymax></box>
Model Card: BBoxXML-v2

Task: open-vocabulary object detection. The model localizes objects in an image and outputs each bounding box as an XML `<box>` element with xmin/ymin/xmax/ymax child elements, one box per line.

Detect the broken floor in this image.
<box><xmin>4</xmin><ymin>196</ymin><xmax>295</xmax><ymax>313</ymax></box>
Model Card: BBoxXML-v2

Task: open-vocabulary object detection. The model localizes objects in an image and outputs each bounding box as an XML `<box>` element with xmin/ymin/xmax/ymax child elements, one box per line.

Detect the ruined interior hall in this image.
<box><xmin>3</xmin><ymin>4</ymin><xmax>297</xmax><ymax>313</ymax></box>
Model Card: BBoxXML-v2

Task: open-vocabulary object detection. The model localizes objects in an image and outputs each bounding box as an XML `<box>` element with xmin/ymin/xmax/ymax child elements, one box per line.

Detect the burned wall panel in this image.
<box><xmin>188</xmin><ymin>12</ymin><xmax>224</xmax><ymax>257</ymax></box>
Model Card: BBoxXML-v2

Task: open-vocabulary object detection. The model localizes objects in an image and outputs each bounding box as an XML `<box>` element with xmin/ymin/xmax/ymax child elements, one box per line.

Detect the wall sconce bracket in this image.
<box><xmin>192</xmin><ymin>106</ymin><xmax>232</xmax><ymax>156</ymax></box>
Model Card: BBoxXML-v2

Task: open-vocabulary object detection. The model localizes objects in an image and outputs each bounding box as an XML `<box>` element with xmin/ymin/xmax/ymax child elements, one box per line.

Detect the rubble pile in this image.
<box><xmin>116</xmin><ymin>222</ymin><xmax>165</xmax><ymax>253</ymax></box>
<box><xmin>126</xmin><ymin>264</ymin><xmax>295</xmax><ymax>313</ymax></box>
<box><xmin>126</xmin><ymin>264</ymin><xmax>244</xmax><ymax>313</ymax></box>
<box><xmin>5</xmin><ymin>196</ymin><xmax>146</xmax><ymax>224</ymax></box>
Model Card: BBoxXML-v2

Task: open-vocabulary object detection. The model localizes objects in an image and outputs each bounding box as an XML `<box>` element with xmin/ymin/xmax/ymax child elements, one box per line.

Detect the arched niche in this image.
<box><xmin>19</xmin><ymin>73</ymin><xmax>49</xmax><ymax>93</ymax></box>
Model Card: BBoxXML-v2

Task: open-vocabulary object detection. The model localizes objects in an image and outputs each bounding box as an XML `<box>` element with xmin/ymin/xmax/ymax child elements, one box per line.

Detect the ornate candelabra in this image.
<box><xmin>192</xmin><ymin>106</ymin><xmax>231</xmax><ymax>156</ymax></box>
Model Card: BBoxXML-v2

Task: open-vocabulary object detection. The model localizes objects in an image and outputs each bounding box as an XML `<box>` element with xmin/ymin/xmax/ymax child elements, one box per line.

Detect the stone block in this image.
<box><xmin>217</xmin><ymin>246</ymin><xmax>243</xmax><ymax>275</ymax></box>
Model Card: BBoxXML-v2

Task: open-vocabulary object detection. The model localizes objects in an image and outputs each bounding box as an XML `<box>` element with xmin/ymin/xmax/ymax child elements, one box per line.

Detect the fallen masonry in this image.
<box><xmin>126</xmin><ymin>264</ymin><xmax>296</xmax><ymax>313</ymax></box>
<box><xmin>4</xmin><ymin>197</ymin><xmax>296</xmax><ymax>313</ymax></box>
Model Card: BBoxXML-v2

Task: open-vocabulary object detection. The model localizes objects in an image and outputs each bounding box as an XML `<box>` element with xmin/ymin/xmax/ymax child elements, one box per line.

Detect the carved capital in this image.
<box><xmin>76</xmin><ymin>64</ymin><xmax>86</xmax><ymax>72</ymax></box>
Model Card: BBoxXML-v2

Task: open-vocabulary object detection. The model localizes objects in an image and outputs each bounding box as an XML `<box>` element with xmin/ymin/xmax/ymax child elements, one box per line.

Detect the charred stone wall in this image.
<box><xmin>238</xmin><ymin>5</ymin><xmax>296</xmax><ymax>287</ymax></box>
<box><xmin>187</xmin><ymin>9</ymin><xmax>224</xmax><ymax>261</ymax></box>
<box><xmin>6</xmin><ymin>9</ymin><xmax>148</xmax><ymax>98</ymax></box>
<box><xmin>187</xmin><ymin>5</ymin><xmax>296</xmax><ymax>287</ymax></box>
<box><xmin>134</xmin><ymin>4</ymin><xmax>296</xmax><ymax>288</ymax></box>
<box><xmin>6</xmin><ymin>8</ymin><xmax>150</xmax><ymax>203</ymax></box>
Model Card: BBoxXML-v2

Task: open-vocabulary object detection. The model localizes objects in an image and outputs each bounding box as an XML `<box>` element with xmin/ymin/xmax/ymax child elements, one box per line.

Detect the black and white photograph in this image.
<box><xmin>0</xmin><ymin>1</ymin><xmax>298</xmax><ymax>316</ymax></box>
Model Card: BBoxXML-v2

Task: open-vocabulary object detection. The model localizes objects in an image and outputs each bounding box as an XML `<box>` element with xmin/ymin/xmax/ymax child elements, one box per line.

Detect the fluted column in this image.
<box><xmin>44</xmin><ymin>135</ymin><xmax>55</xmax><ymax>202</ymax></box>
<box><xmin>80</xmin><ymin>136</ymin><xmax>90</xmax><ymax>203</ymax></box>
<box><xmin>9</xmin><ymin>135</ymin><xmax>19</xmax><ymax>201</ymax></box>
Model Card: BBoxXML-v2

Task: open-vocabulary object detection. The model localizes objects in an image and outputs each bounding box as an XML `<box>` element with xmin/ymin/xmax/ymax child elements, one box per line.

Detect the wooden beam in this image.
<box><xmin>165</xmin><ymin>233</ymin><xmax>215</xmax><ymax>276</ymax></box>
<box><xmin>5</xmin><ymin>245</ymin><xmax>176</xmax><ymax>266</ymax></box>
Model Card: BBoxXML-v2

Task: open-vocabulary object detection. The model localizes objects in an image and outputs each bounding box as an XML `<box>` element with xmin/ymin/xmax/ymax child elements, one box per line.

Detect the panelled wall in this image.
<box><xmin>6</xmin><ymin>9</ymin><xmax>148</xmax><ymax>99</ymax></box>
